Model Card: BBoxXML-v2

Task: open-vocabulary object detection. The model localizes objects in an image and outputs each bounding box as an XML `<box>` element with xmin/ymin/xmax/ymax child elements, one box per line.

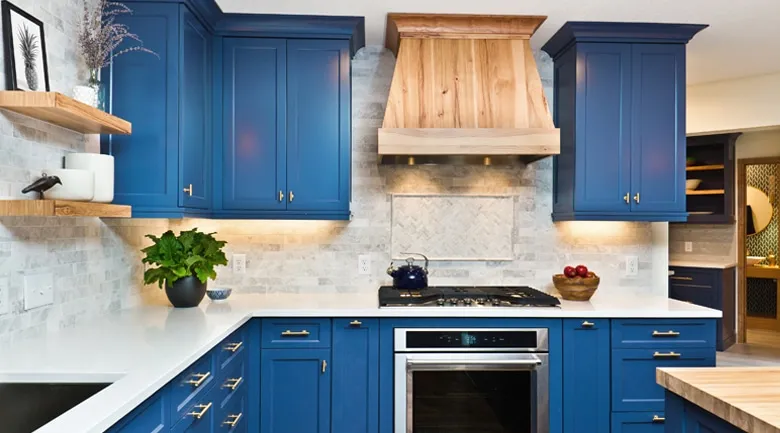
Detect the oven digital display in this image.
<box><xmin>406</xmin><ymin>331</ymin><xmax>538</xmax><ymax>348</ymax></box>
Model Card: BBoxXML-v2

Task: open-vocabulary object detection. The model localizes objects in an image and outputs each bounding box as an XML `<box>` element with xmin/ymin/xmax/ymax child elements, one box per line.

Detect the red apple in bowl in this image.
<box><xmin>576</xmin><ymin>265</ymin><xmax>589</xmax><ymax>278</ymax></box>
<box><xmin>564</xmin><ymin>266</ymin><xmax>577</xmax><ymax>278</ymax></box>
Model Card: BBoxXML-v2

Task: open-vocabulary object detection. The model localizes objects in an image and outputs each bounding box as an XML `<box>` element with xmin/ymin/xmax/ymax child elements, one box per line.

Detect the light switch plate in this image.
<box><xmin>0</xmin><ymin>277</ymin><xmax>9</xmax><ymax>315</ymax></box>
<box><xmin>24</xmin><ymin>274</ymin><xmax>53</xmax><ymax>310</ymax></box>
<box><xmin>684</xmin><ymin>242</ymin><xmax>693</xmax><ymax>253</ymax></box>
<box><xmin>232</xmin><ymin>254</ymin><xmax>247</xmax><ymax>274</ymax></box>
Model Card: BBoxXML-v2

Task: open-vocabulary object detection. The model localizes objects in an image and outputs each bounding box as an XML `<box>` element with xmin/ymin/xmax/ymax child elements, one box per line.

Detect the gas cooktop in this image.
<box><xmin>378</xmin><ymin>286</ymin><xmax>561</xmax><ymax>307</ymax></box>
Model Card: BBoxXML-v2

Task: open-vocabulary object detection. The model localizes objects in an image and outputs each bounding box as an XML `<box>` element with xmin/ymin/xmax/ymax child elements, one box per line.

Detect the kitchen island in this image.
<box><xmin>0</xmin><ymin>293</ymin><xmax>721</xmax><ymax>433</ymax></box>
<box><xmin>658</xmin><ymin>367</ymin><xmax>780</xmax><ymax>432</ymax></box>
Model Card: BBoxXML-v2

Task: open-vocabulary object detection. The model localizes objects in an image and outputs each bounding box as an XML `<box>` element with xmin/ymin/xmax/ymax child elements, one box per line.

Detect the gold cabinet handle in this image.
<box><xmin>279</xmin><ymin>190</ymin><xmax>284</xmax><ymax>202</ymax></box>
<box><xmin>281</xmin><ymin>329</ymin><xmax>310</xmax><ymax>337</ymax></box>
<box><xmin>634</xmin><ymin>192</ymin><xmax>640</xmax><ymax>203</ymax></box>
<box><xmin>652</xmin><ymin>415</ymin><xmax>665</xmax><ymax>423</ymax></box>
<box><xmin>223</xmin><ymin>413</ymin><xmax>243</xmax><ymax>427</ymax></box>
<box><xmin>653</xmin><ymin>351</ymin><xmax>681</xmax><ymax>359</ymax></box>
<box><xmin>222</xmin><ymin>377</ymin><xmax>243</xmax><ymax>391</ymax></box>
<box><xmin>670</xmin><ymin>276</ymin><xmax>693</xmax><ymax>281</ymax></box>
<box><xmin>623</xmin><ymin>193</ymin><xmax>630</xmax><ymax>204</ymax></box>
<box><xmin>224</xmin><ymin>342</ymin><xmax>243</xmax><ymax>352</ymax></box>
<box><xmin>183</xmin><ymin>184</ymin><xmax>193</xmax><ymax>196</ymax></box>
<box><xmin>349</xmin><ymin>320</ymin><xmax>362</xmax><ymax>327</ymax></box>
<box><xmin>185</xmin><ymin>372</ymin><xmax>211</xmax><ymax>387</ymax></box>
<box><xmin>187</xmin><ymin>402</ymin><xmax>212</xmax><ymax>419</ymax></box>
<box><xmin>652</xmin><ymin>330</ymin><xmax>681</xmax><ymax>337</ymax></box>
<box><xmin>582</xmin><ymin>321</ymin><xmax>595</xmax><ymax>328</ymax></box>
<box><xmin>322</xmin><ymin>359</ymin><xmax>327</xmax><ymax>373</ymax></box>
<box><xmin>289</xmin><ymin>190</ymin><xmax>295</xmax><ymax>202</ymax></box>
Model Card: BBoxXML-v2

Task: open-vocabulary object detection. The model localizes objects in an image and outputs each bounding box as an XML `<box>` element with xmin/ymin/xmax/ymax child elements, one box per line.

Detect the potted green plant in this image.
<box><xmin>142</xmin><ymin>229</ymin><xmax>228</xmax><ymax>308</ymax></box>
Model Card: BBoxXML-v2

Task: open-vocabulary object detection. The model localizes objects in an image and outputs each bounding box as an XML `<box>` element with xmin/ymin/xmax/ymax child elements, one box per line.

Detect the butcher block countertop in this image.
<box><xmin>657</xmin><ymin>367</ymin><xmax>780</xmax><ymax>433</ymax></box>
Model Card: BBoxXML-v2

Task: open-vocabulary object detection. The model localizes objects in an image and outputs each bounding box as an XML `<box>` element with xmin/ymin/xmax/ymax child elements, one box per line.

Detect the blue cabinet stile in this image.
<box><xmin>562</xmin><ymin>319</ymin><xmax>610</xmax><ymax>433</ymax></box>
<box><xmin>332</xmin><ymin>319</ymin><xmax>379</xmax><ymax>433</ymax></box>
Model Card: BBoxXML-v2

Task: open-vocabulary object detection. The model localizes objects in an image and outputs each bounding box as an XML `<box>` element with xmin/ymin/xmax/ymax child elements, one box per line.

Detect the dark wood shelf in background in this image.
<box><xmin>687</xmin><ymin>164</ymin><xmax>725</xmax><ymax>172</ymax></box>
<box><xmin>687</xmin><ymin>189</ymin><xmax>725</xmax><ymax>196</ymax></box>
<box><xmin>0</xmin><ymin>92</ymin><xmax>131</xmax><ymax>135</ymax></box>
<box><xmin>0</xmin><ymin>200</ymin><xmax>131</xmax><ymax>217</ymax></box>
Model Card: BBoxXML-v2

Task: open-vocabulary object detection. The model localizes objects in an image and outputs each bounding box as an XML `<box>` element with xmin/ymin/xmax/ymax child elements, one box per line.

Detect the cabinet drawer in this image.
<box><xmin>215</xmin><ymin>354</ymin><xmax>246</xmax><ymax>408</ymax></box>
<box><xmin>261</xmin><ymin>318</ymin><xmax>331</xmax><ymax>348</ymax></box>
<box><xmin>612</xmin><ymin>348</ymin><xmax>715</xmax><ymax>412</ymax></box>
<box><xmin>216</xmin><ymin>388</ymin><xmax>247</xmax><ymax>433</ymax></box>
<box><xmin>170</xmin><ymin>352</ymin><xmax>217</xmax><ymax>421</ymax></box>
<box><xmin>668</xmin><ymin>267</ymin><xmax>718</xmax><ymax>287</ymax></box>
<box><xmin>612</xmin><ymin>319</ymin><xmax>716</xmax><ymax>348</ymax></box>
<box><xmin>171</xmin><ymin>385</ymin><xmax>216</xmax><ymax>433</ymax></box>
<box><xmin>669</xmin><ymin>284</ymin><xmax>717</xmax><ymax>309</ymax></box>
<box><xmin>217</xmin><ymin>326</ymin><xmax>247</xmax><ymax>371</ymax></box>
<box><xmin>611</xmin><ymin>412</ymin><xmax>666</xmax><ymax>433</ymax></box>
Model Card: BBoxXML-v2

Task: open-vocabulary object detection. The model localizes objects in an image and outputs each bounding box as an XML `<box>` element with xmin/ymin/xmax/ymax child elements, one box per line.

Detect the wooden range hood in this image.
<box><xmin>379</xmin><ymin>13</ymin><xmax>560</xmax><ymax>164</ymax></box>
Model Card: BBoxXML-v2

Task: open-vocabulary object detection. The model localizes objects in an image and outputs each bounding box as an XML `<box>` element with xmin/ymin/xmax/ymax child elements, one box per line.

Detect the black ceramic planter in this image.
<box><xmin>165</xmin><ymin>276</ymin><xmax>207</xmax><ymax>308</ymax></box>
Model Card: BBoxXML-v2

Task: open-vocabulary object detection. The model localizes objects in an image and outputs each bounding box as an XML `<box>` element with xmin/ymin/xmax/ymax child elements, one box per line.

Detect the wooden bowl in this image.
<box><xmin>552</xmin><ymin>273</ymin><xmax>600</xmax><ymax>301</ymax></box>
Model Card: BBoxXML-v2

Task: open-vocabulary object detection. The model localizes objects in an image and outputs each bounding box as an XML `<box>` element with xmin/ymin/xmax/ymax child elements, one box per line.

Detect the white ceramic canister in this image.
<box><xmin>65</xmin><ymin>153</ymin><xmax>114</xmax><ymax>203</ymax></box>
<box><xmin>42</xmin><ymin>168</ymin><xmax>95</xmax><ymax>201</ymax></box>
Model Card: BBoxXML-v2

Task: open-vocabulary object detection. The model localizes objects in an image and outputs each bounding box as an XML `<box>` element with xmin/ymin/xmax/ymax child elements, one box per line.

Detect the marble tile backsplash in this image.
<box><xmin>669</xmin><ymin>224</ymin><xmax>736</xmax><ymax>262</ymax></box>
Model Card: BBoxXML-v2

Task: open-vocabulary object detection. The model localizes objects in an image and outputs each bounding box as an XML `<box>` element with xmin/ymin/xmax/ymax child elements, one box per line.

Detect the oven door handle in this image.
<box><xmin>406</xmin><ymin>354</ymin><xmax>542</xmax><ymax>370</ymax></box>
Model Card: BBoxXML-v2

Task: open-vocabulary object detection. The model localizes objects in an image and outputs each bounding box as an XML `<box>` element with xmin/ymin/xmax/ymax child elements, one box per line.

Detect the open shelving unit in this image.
<box><xmin>0</xmin><ymin>200</ymin><xmax>131</xmax><ymax>218</ymax></box>
<box><xmin>0</xmin><ymin>91</ymin><xmax>131</xmax><ymax>135</ymax></box>
<box><xmin>682</xmin><ymin>133</ymin><xmax>740</xmax><ymax>224</ymax></box>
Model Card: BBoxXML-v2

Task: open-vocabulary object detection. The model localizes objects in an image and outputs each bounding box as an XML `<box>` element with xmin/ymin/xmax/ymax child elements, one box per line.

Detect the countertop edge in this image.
<box><xmin>657</xmin><ymin>368</ymin><xmax>780</xmax><ymax>433</ymax></box>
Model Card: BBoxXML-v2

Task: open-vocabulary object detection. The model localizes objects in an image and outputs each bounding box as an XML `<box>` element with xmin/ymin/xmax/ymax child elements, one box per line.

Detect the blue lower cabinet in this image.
<box><xmin>612</xmin><ymin>348</ymin><xmax>715</xmax><ymax>412</ymax></box>
<box><xmin>215</xmin><ymin>389</ymin><xmax>248</xmax><ymax>433</ymax></box>
<box><xmin>665</xmin><ymin>391</ymin><xmax>743</xmax><ymax>433</ymax></box>
<box><xmin>107</xmin><ymin>391</ymin><xmax>169</xmax><ymax>433</ymax></box>
<box><xmin>562</xmin><ymin>319</ymin><xmax>610</xmax><ymax>433</ymax></box>
<box><xmin>332</xmin><ymin>319</ymin><xmax>379</xmax><ymax>433</ymax></box>
<box><xmin>611</xmin><ymin>412</ymin><xmax>667</xmax><ymax>433</ymax></box>
<box><xmin>260</xmin><ymin>349</ymin><xmax>331</xmax><ymax>433</ymax></box>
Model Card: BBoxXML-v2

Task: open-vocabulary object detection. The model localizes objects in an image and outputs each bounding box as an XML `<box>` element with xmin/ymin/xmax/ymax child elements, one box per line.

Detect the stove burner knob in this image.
<box><xmin>491</xmin><ymin>298</ymin><xmax>501</xmax><ymax>306</ymax></box>
<box><xmin>463</xmin><ymin>298</ymin><xmax>473</xmax><ymax>305</ymax></box>
<box><xmin>448</xmin><ymin>298</ymin><xmax>459</xmax><ymax>305</ymax></box>
<box><xmin>436</xmin><ymin>298</ymin><xmax>445</xmax><ymax>306</ymax></box>
<box><xmin>476</xmin><ymin>298</ymin><xmax>486</xmax><ymax>304</ymax></box>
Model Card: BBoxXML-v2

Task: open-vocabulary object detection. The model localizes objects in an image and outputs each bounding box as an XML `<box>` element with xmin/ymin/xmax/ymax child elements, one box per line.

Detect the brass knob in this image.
<box><xmin>633</xmin><ymin>192</ymin><xmax>640</xmax><ymax>203</ymax></box>
<box><xmin>623</xmin><ymin>193</ymin><xmax>630</xmax><ymax>204</ymax></box>
<box><xmin>183</xmin><ymin>184</ymin><xmax>193</xmax><ymax>196</ymax></box>
<box><xmin>349</xmin><ymin>320</ymin><xmax>363</xmax><ymax>327</ymax></box>
<box><xmin>289</xmin><ymin>190</ymin><xmax>295</xmax><ymax>202</ymax></box>
<box><xmin>582</xmin><ymin>321</ymin><xmax>595</xmax><ymax>328</ymax></box>
<box><xmin>279</xmin><ymin>190</ymin><xmax>284</xmax><ymax>202</ymax></box>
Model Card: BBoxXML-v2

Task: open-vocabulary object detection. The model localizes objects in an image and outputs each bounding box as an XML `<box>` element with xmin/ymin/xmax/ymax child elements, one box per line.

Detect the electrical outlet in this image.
<box><xmin>625</xmin><ymin>256</ymin><xmax>639</xmax><ymax>277</ymax></box>
<box><xmin>0</xmin><ymin>277</ymin><xmax>9</xmax><ymax>316</ymax></box>
<box><xmin>232</xmin><ymin>254</ymin><xmax>247</xmax><ymax>274</ymax></box>
<box><xmin>24</xmin><ymin>274</ymin><xmax>53</xmax><ymax>310</ymax></box>
<box><xmin>358</xmin><ymin>254</ymin><xmax>371</xmax><ymax>275</ymax></box>
<box><xmin>684</xmin><ymin>242</ymin><xmax>693</xmax><ymax>253</ymax></box>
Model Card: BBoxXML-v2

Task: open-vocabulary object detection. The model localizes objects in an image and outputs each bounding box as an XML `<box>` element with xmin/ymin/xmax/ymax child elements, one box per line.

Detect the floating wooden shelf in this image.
<box><xmin>686</xmin><ymin>189</ymin><xmax>725</xmax><ymax>196</ymax></box>
<box><xmin>688</xmin><ymin>211</ymin><xmax>714</xmax><ymax>215</ymax></box>
<box><xmin>0</xmin><ymin>200</ymin><xmax>131</xmax><ymax>217</ymax></box>
<box><xmin>0</xmin><ymin>92</ymin><xmax>131</xmax><ymax>135</ymax></box>
<box><xmin>686</xmin><ymin>164</ymin><xmax>725</xmax><ymax>171</ymax></box>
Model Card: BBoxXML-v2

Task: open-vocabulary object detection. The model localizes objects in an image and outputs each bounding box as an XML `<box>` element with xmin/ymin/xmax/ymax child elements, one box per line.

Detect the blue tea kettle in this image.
<box><xmin>387</xmin><ymin>253</ymin><xmax>429</xmax><ymax>290</ymax></box>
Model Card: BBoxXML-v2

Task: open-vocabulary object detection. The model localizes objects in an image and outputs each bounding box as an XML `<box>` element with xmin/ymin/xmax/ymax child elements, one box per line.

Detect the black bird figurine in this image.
<box><xmin>21</xmin><ymin>174</ymin><xmax>62</xmax><ymax>199</ymax></box>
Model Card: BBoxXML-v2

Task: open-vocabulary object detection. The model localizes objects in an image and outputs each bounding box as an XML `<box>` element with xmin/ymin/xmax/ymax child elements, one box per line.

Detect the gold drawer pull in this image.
<box><xmin>634</xmin><ymin>192</ymin><xmax>640</xmax><ymax>203</ymax></box>
<box><xmin>223</xmin><ymin>413</ymin><xmax>243</xmax><ymax>428</ymax></box>
<box><xmin>670</xmin><ymin>276</ymin><xmax>693</xmax><ymax>281</ymax></box>
<box><xmin>582</xmin><ymin>321</ymin><xmax>595</xmax><ymax>328</ymax></box>
<box><xmin>185</xmin><ymin>372</ymin><xmax>211</xmax><ymax>387</ymax></box>
<box><xmin>223</xmin><ymin>377</ymin><xmax>243</xmax><ymax>390</ymax></box>
<box><xmin>183</xmin><ymin>184</ymin><xmax>193</xmax><ymax>196</ymax></box>
<box><xmin>652</xmin><ymin>415</ymin><xmax>665</xmax><ymax>423</ymax></box>
<box><xmin>349</xmin><ymin>320</ymin><xmax>362</xmax><ymax>327</ymax></box>
<box><xmin>281</xmin><ymin>330</ymin><xmax>310</xmax><ymax>337</ymax></box>
<box><xmin>279</xmin><ymin>190</ymin><xmax>284</xmax><ymax>202</ymax></box>
<box><xmin>224</xmin><ymin>342</ymin><xmax>243</xmax><ymax>352</ymax></box>
<box><xmin>289</xmin><ymin>190</ymin><xmax>295</xmax><ymax>202</ymax></box>
<box><xmin>653</xmin><ymin>351</ymin><xmax>681</xmax><ymax>359</ymax></box>
<box><xmin>187</xmin><ymin>402</ymin><xmax>212</xmax><ymax>419</ymax></box>
<box><xmin>623</xmin><ymin>193</ymin><xmax>630</xmax><ymax>204</ymax></box>
<box><xmin>652</xmin><ymin>330</ymin><xmax>681</xmax><ymax>337</ymax></box>
<box><xmin>322</xmin><ymin>359</ymin><xmax>327</xmax><ymax>373</ymax></box>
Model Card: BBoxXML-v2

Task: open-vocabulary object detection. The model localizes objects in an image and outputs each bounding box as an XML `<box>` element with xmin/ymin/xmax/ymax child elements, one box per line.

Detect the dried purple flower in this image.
<box><xmin>78</xmin><ymin>0</ymin><xmax>158</xmax><ymax>70</ymax></box>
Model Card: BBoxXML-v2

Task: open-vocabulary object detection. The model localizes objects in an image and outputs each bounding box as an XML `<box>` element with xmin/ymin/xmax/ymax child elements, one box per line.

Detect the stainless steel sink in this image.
<box><xmin>0</xmin><ymin>383</ymin><xmax>110</xmax><ymax>433</ymax></box>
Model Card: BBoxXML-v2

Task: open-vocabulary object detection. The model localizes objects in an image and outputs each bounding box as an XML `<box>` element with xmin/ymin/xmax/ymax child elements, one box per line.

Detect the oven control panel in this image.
<box><xmin>406</xmin><ymin>330</ymin><xmax>539</xmax><ymax>349</ymax></box>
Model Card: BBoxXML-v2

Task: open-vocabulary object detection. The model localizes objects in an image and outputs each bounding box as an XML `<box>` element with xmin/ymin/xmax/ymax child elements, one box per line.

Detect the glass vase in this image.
<box><xmin>88</xmin><ymin>69</ymin><xmax>107</xmax><ymax>111</ymax></box>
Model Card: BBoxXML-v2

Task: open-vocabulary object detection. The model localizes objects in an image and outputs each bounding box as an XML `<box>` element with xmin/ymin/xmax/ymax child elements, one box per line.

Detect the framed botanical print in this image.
<box><xmin>1</xmin><ymin>0</ymin><xmax>49</xmax><ymax>91</ymax></box>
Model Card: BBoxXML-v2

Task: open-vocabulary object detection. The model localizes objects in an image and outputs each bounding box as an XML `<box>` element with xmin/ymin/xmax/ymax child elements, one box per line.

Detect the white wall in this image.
<box><xmin>687</xmin><ymin>72</ymin><xmax>780</xmax><ymax>135</ymax></box>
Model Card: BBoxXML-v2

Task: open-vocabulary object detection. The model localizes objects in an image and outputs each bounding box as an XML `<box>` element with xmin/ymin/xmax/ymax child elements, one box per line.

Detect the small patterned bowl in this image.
<box><xmin>207</xmin><ymin>287</ymin><xmax>232</xmax><ymax>302</ymax></box>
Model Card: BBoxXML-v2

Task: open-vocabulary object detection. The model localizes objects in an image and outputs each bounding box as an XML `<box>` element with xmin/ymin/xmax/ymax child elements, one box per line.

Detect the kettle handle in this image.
<box><xmin>400</xmin><ymin>252</ymin><xmax>429</xmax><ymax>271</ymax></box>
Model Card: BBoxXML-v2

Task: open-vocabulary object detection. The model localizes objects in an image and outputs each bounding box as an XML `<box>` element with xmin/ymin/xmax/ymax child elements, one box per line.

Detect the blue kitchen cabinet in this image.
<box><xmin>542</xmin><ymin>23</ymin><xmax>706</xmax><ymax>222</ymax></box>
<box><xmin>260</xmin><ymin>349</ymin><xmax>331</xmax><ymax>433</ymax></box>
<box><xmin>562</xmin><ymin>319</ymin><xmax>610</xmax><ymax>433</ymax></box>
<box><xmin>332</xmin><ymin>318</ymin><xmax>379</xmax><ymax>433</ymax></box>
<box><xmin>107</xmin><ymin>391</ymin><xmax>169</xmax><ymax>433</ymax></box>
<box><xmin>611</xmin><ymin>412</ymin><xmax>666</xmax><ymax>433</ymax></box>
<box><xmin>215</xmin><ymin>38</ymin><xmax>351</xmax><ymax>219</ymax></box>
<box><xmin>103</xmin><ymin>3</ymin><xmax>211</xmax><ymax>217</ymax></box>
<box><xmin>665</xmin><ymin>391</ymin><xmax>743</xmax><ymax>433</ymax></box>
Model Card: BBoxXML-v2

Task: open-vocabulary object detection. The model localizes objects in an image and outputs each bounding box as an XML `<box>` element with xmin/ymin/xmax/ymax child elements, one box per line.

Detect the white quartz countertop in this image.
<box><xmin>669</xmin><ymin>258</ymin><xmax>738</xmax><ymax>269</ymax></box>
<box><xmin>3</xmin><ymin>292</ymin><xmax>720</xmax><ymax>433</ymax></box>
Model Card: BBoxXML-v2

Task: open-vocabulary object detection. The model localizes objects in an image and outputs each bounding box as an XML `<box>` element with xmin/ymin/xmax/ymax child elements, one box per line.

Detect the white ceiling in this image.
<box><xmin>216</xmin><ymin>0</ymin><xmax>780</xmax><ymax>85</ymax></box>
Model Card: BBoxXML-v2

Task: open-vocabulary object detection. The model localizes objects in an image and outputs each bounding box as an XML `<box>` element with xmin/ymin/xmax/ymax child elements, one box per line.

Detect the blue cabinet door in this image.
<box><xmin>562</xmin><ymin>319</ymin><xmax>610</xmax><ymax>433</ymax></box>
<box><xmin>574</xmin><ymin>43</ymin><xmax>632</xmax><ymax>213</ymax></box>
<box><xmin>179</xmin><ymin>6</ymin><xmax>211</xmax><ymax>209</ymax></box>
<box><xmin>286</xmin><ymin>39</ymin><xmax>351</xmax><ymax>213</ymax></box>
<box><xmin>103</xmin><ymin>3</ymin><xmax>179</xmax><ymax>210</ymax></box>
<box><xmin>630</xmin><ymin>44</ymin><xmax>686</xmax><ymax>215</ymax></box>
<box><xmin>107</xmin><ymin>391</ymin><xmax>169</xmax><ymax>433</ymax></box>
<box><xmin>260</xmin><ymin>349</ymin><xmax>331</xmax><ymax>433</ymax></box>
<box><xmin>611</xmin><ymin>412</ymin><xmax>666</xmax><ymax>433</ymax></box>
<box><xmin>332</xmin><ymin>319</ymin><xmax>379</xmax><ymax>433</ymax></box>
<box><xmin>221</xmin><ymin>38</ymin><xmax>287</xmax><ymax>211</ymax></box>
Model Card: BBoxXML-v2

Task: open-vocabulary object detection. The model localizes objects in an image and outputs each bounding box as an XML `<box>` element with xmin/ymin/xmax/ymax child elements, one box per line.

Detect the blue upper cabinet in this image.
<box><xmin>286</xmin><ymin>40</ymin><xmax>351</xmax><ymax>214</ymax></box>
<box><xmin>542</xmin><ymin>22</ymin><xmax>707</xmax><ymax>222</ymax></box>
<box><xmin>104</xmin><ymin>3</ymin><xmax>212</xmax><ymax>218</ymax></box>
<box><xmin>220</xmin><ymin>38</ymin><xmax>287</xmax><ymax>212</ymax></box>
